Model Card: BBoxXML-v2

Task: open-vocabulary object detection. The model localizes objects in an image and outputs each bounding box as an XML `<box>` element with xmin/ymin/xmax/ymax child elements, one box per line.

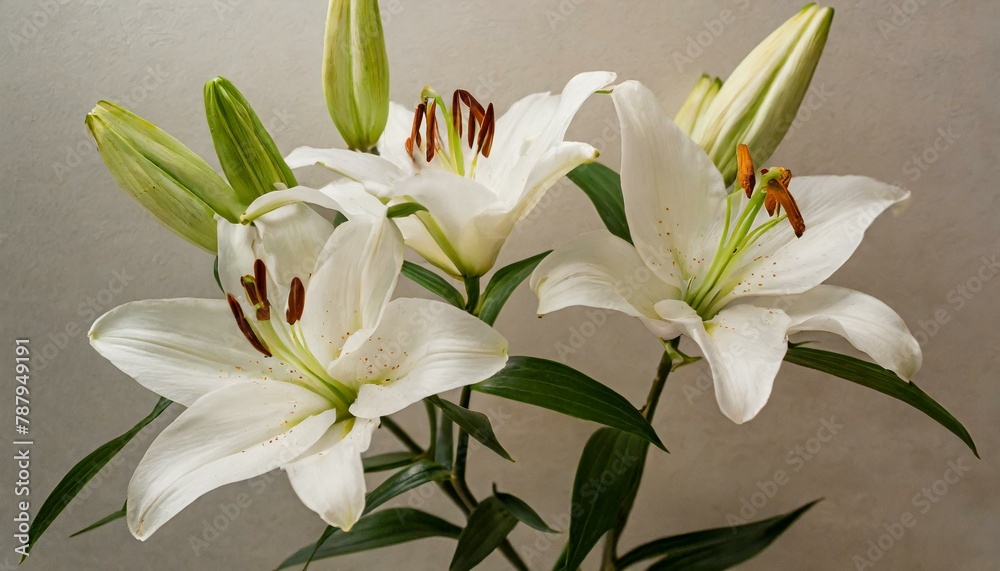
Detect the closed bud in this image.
<box><xmin>323</xmin><ymin>0</ymin><xmax>390</xmax><ymax>151</ymax></box>
<box><xmin>86</xmin><ymin>101</ymin><xmax>242</xmax><ymax>251</ymax></box>
<box><xmin>204</xmin><ymin>77</ymin><xmax>297</xmax><ymax>201</ymax></box>
<box><xmin>691</xmin><ymin>3</ymin><xmax>834</xmax><ymax>185</ymax></box>
<box><xmin>674</xmin><ymin>73</ymin><xmax>722</xmax><ymax>136</ymax></box>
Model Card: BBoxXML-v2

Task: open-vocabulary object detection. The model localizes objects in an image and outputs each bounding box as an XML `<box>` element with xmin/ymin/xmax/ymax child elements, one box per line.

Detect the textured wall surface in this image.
<box><xmin>1</xmin><ymin>1</ymin><xmax>997</xmax><ymax>569</ymax></box>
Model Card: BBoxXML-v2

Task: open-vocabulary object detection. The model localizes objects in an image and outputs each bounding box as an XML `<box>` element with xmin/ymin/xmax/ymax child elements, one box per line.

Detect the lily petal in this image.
<box><xmin>376</xmin><ymin>101</ymin><xmax>421</xmax><ymax>176</ymax></box>
<box><xmin>714</xmin><ymin>176</ymin><xmax>909</xmax><ymax>306</ymax></box>
<box><xmin>340</xmin><ymin>298</ymin><xmax>509</xmax><ymax>419</ymax></box>
<box><xmin>531</xmin><ymin>230</ymin><xmax>680</xmax><ymax>319</ymax></box>
<box><xmin>301</xmin><ymin>216</ymin><xmax>404</xmax><ymax>367</ymax></box>
<box><xmin>655</xmin><ymin>300</ymin><xmax>791</xmax><ymax>423</ymax></box>
<box><xmin>393</xmin><ymin>170</ymin><xmax>512</xmax><ymax>277</ymax></box>
<box><xmin>284</xmin><ymin>418</ymin><xmax>378</xmax><ymax>531</ymax></box>
<box><xmin>285</xmin><ymin>146</ymin><xmax>404</xmax><ymax>199</ymax></box>
<box><xmin>774</xmin><ymin>285</ymin><xmax>922</xmax><ymax>379</ymax></box>
<box><xmin>242</xmin><ymin>181</ymin><xmax>388</xmax><ymax>223</ymax></box>
<box><xmin>612</xmin><ymin>80</ymin><xmax>729</xmax><ymax>292</ymax></box>
<box><xmin>509</xmin><ymin>141</ymin><xmax>600</xmax><ymax>222</ymax></box>
<box><xmin>89</xmin><ymin>298</ymin><xmax>292</xmax><ymax>406</ymax></box>
<box><xmin>127</xmin><ymin>381</ymin><xmax>337</xmax><ymax>539</ymax></box>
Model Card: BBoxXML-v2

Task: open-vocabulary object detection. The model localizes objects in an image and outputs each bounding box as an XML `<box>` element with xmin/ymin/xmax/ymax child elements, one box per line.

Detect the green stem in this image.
<box><xmin>464</xmin><ymin>275</ymin><xmax>481</xmax><ymax>314</ymax></box>
<box><xmin>600</xmin><ymin>341</ymin><xmax>679</xmax><ymax>571</ymax></box>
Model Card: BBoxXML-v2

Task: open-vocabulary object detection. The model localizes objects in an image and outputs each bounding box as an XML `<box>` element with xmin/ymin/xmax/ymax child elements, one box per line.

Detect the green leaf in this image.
<box><xmin>387</xmin><ymin>201</ymin><xmax>428</xmax><ymax>218</ymax></box>
<box><xmin>619</xmin><ymin>500</ymin><xmax>820</xmax><ymax>570</ymax></box>
<box><xmin>784</xmin><ymin>346</ymin><xmax>978</xmax><ymax>457</ymax></box>
<box><xmin>276</xmin><ymin>508</ymin><xmax>462</xmax><ymax>569</ymax></box>
<box><xmin>23</xmin><ymin>397</ymin><xmax>171</xmax><ymax>559</ymax></box>
<box><xmin>365</xmin><ymin>460</ymin><xmax>452</xmax><ymax>514</ymax></box>
<box><xmin>474</xmin><ymin>356</ymin><xmax>665</xmax><ymax>450</ymax></box>
<box><xmin>69</xmin><ymin>502</ymin><xmax>127</xmax><ymax>538</ymax></box>
<box><xmin>563</xmin><ymin>428</ymin><xmax>648</xmax><ymax>571</ymax></box>
<box><xmin>493</xmin><ymin>485</ymin><xmax>559</xmax><ymax>533</ymax></box>
<box><xmin>567</xmin><ymin>162</ymin><xmax>631</xmax><ymax>243</ymax></box>
<box><xmin>435</xmin><ymin>411</ymin><xmax>455</xmax><ymax>469</ymax></box>
<box><xmin>427</xmin><ymin>395</ymin><xmax>513</xmax><ymax>462</ymax></box>
<box><xmin>478</xmin><ymin>251</ymin><xmax>551</xmax><ymax>326</ymax></box>
<box><xmin>450</xmin><ymin>496</ymin><xmax>519</xmax><ymax>571</ymax></box>
<box><xmin>401</xmin><ymin>261</ymin><xmax>465</xmax><ymax>308</ymax></box>
<box><xmin>362</xmin><ymin>451</ymin><xmax>418</xmax><ymax>473</ymax></box>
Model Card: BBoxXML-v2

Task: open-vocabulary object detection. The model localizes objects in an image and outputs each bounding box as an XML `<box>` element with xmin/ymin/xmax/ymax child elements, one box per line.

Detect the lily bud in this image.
<box><xmin>86</xmin><ymin>101</ymin><xmax>242</xmax><ymax>251</ymax></box>
<box><xmin>323</xmin><ymin>0</ymin><xmax>390</xmax><ymax>152</ymax></box>
<box><xmin>674</xmin><ymin>74</ymin><xmax>722</xmax><ymax>136</ymax></box>
<box><xmin>204</xmin><ymin>77</ymin><xmax>298</xmax><ymax>202</ymax></box>
<box><xmin>691</xmin><ymin>3</ymin><xmax>834</xmax><ymax>186</ymax></box>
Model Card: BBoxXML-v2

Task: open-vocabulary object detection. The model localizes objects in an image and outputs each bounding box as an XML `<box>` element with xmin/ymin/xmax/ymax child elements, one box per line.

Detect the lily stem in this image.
<box><xmin>600</xmin><ymin>340</ymin><xmax>679</xmax><ymax>571</ymax></box>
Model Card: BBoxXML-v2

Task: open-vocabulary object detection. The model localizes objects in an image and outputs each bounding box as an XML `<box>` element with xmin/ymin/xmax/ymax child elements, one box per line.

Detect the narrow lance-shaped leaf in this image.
<box><xmin>276</xmin><ymin>508</ymin><xmax>462</xmax><ymax>569</ymax></box>
<box><xmin>362</xmin><ymin>451</ymin><xmax>418</xmax><ymax>473</ymax></box>
<box><xmin>69</xmin><ymin>502</ymin><xmax>127</xmax><ymax>538</ymax></box>
<box><xmin>474</xmin><ymin>356</ymin><xmax>665</xmax><ymax>450</ymax></box>
<box><xmin>493</xmin><ymin>485</ymin><xmax>559</xmax><ymax>533</ymax></box>
<box><xmin>450</xmin><ymin>496</ymin><xmax>520</xmax><ymax>571</ymax></box>
<box><xmin>784</xmin><ymin>346</ymin><xmax>978</xmax><ymax>457</ymax></box>
<box><xmin>401</xmin><ymin>261</ymin><xmax>466</xmax><ymax>309</ymax></box>
<box><xmin>364</xmin><ymin>460</ymin><xmax>452</xmax><ymax>514</ymax></box>
<box><xmin>567</xmin><ymin>162</ymin><xmax>631</xmax><ymax>243</ymax></box>
<box><xmin>427</xmin><ymin>395</ymin><xmax>513</xmax><ymax>462</ymax></box>
<box><xmin>477</xmin><ymin>251</ymin><xmax>551</xmax><ymax>326</ymax></box>
<box><xmin>23</xmin><ymin>397</ymin><xmax>171</xmax><ymax>558</ymax></box>
<box><xmin>623</xmin><ymin>500</ymin><xmax>820</xmax><ymax>570</ymax></box>
<box><xmin>562</xmin><ymin>428</ymin><xmax>649</xmax><ymax>571</ymax></box>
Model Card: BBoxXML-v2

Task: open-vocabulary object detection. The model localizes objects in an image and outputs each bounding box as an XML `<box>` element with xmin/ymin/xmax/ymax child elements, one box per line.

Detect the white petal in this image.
<box><xmin>395</xmin><ymin>215</ymin><xmax>462</xmax><ymax>277</ymax></box>
<box><xmin>242</xmin><ymin>181</ymin><xmax>388</xmax><ymax>223</ymax></box>
<box><xmin>127</xmin><ymin>381</ymin><xmax>337</xmax><ymax>539</ymax></box>
<box><xmin>531</xmin><ymin>230</ymin><xmax>680</xmax><ymax>319</ymax></box>
<box><xmin>480</xmin><ymin>72</ymin><xmax>615</xmax><ymax>198</ymax></box>
<box><xmin>655</xmin><ymin>300</ymin><xmax>791</xmax><ymax>423</ymax></box>
<box><xmin>612</xmin><ymin>80</ymin><xmax>729</xmax><ymax>292</ymax></box>
<box><xmin>714</xmin><ymin>176</ymin><xmax>909</xmax><ymax>305</ymax></box>
<box><xmin>285</xmin><ymin>146</ymin><xmax>404</xmax><ymax>199</ymax></box>
<box><xmin>284</xmin><ymin>418</ymin><xmax>377</xmax><ymax>531</ymax></box>
<box><xmin>775</xmin><ymin>285</ymin><xmax>922</xmax><ymax>379</ymax></box>
<box><xmin>508</xmin><ymin>141</ymin><xmax>600</xmax><ymax>221</ymax></box>
<box><xmin>393</xmin><ymin>170</ymin><xmax>513</xmax><ymax>277</ymax></box>
<box><xmin>376</xmin><ymin>101</ymin><xmax>420</xmax><ymax>175</ymax></box>
<box><xmin>301</xmin><ymin>216</ymin><xmax>404</xmax><ymax>367</ymax></box>
<box><xmin>89</xmin><ymin>299</ymin><xmax>289</xmax><ymax>406</ymax></box>
<box><xmin>337</xmin><ymin>298</ymin><xmax>509</xmax><ymax>419</ymax></box>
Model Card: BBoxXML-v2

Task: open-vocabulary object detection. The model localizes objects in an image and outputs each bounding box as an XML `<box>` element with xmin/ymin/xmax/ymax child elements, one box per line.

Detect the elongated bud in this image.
<box><xmin>323</xmin><ymin>0</ymin><xmax>390</xmax><ymax>151</ymax></box>
<box><xmin>691</xmin><ymin>3</ymin><xmax>834</xmax><ymax>186</ymax></box>
<box><xmin>204</xmin><ymin>77</ymin><xmax>297</xmax><ymax>202</ymax></box>
<box><xmin>86</xmin><ymin>101</ymin><xmax>242</xmax><ymax>251</ymax></box>
<box><xmin>674</xmin><ymin>74</ymin><xmax>722</xmax><ymax>136</ymax></box>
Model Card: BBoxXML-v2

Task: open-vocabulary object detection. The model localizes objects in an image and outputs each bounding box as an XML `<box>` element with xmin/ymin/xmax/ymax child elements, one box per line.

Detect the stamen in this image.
<box><xmin>406</xmin><ymin>102</ymin><xmax>426</xmax><ymax>158</ymax></box>
<box><xmin>736</xmin><ymin>144</ymin><xmax>755</xmax><ymax>198</ymax></box>
<box><xmin>477</xmin><ymin>103</ymin><xmax>495</xmax><ymax>157</ymax></box>
<box><xmin>459</xmin><ymin>90</ymin><xmax>485</xmax><ymax>148</ymax></box>
<box><xmin>286</xmin><ymin>277</ymin><xmax>305</xmax><ymax>325</ymax></box>
<box><xmin>452</xmin><ymin>90</ymin><xmax>463</xmax><ymax>139</ymax></box>
<box><xmin>425</xmin><ymin>99</ymin><xmax>437</xmax><ymax>162</ymax></box>
<box><xmin>765</xmin><ymin>171</ymin><xmax>805</xmax><ymax>237</ymax></box>
<box><xmin>226</xmin><ymin>294</ymin><xmax>272</xmax><ymax>357</ymax></box>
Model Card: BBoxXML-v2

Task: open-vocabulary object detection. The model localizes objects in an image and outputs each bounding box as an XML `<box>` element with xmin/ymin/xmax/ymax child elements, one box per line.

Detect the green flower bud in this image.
<box><xmin>323</xmin><ymin>0</ymin><xmax>390</xmax><ymax>152</ymax></box>
<box><xmin>204</xmin><ymin>77</ymin><xmax>297</xmax><ymax>201</ymax></box>
<box><xmin>674</xmin><ymin>73</ymin><xmax>723</xmax><ymax>136</ymax></box>
<box><xmin>691</xmin><ymin>3</ymin><xmax>834</xmax><ymax>186</ymax></box>
<box><xmin>86</xmin><ymin>101</ymin><xmax>242</xmax><ymax>251</ymax></box>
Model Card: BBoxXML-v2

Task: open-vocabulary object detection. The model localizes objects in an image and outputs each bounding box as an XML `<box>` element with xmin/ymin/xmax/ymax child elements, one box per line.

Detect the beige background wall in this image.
<box><xmin>1</xmin><ymin>0</ymin><xmax>997</xmax><ymax>569</ymax></box>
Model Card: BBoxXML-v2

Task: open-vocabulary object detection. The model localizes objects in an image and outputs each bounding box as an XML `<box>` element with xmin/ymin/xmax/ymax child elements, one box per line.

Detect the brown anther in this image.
<box><xmin>286</xmin><ymin>277</ymin><xmax>305</xmax><ymax>325</ymax></box>
<box><xmin>425</xmin><ymin>99</ymin><xmax>438</xmax><ymax>162</ymax></box>
<box><xmin>459</xmin><ymin>90</ymin><xmax>485</xmax><ymax>148</ymax></box>
<box><xmin>765</xmin><ymin>171</ymin><xmax>805</xmax><ymax>237</ymax></box>
<box><xmin>226</xmin><ymin>294</ymin><xmax>272</xmax><ymax>357</ymax></box>
<box><xmin>451</xmin><ymin>90</ymin><xmax>463</xmax><ymax>139</ymax></box>
<box><xmin>477</xmin><ymin>103</ymin><xmax>495</xmax><ymax>157</ymax></box>
<box><xmin>406</xmin><ymin>102</ymin><xmax>426</xmax><ymax>157</ymax></box>
<box><xmin>736</xmin><ymin>144</ymin><xmax>756</xmax><ymax>198</ymax></box>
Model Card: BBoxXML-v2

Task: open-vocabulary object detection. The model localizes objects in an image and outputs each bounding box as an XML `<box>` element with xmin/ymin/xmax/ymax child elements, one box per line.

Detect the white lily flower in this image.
<box><xmin>283</xmin><ymin>71</ymin><xmax>617</xmax><ymax>278</ymax></box>
<box><xmin>89</xmin><ymin>196</ymin><xmax>508</xmax><ymax>538</ymax></box>
<box><xmin>530</xmin><ymin>80</ymin><xmax>921</xmax><ymax>424</ymax></box>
